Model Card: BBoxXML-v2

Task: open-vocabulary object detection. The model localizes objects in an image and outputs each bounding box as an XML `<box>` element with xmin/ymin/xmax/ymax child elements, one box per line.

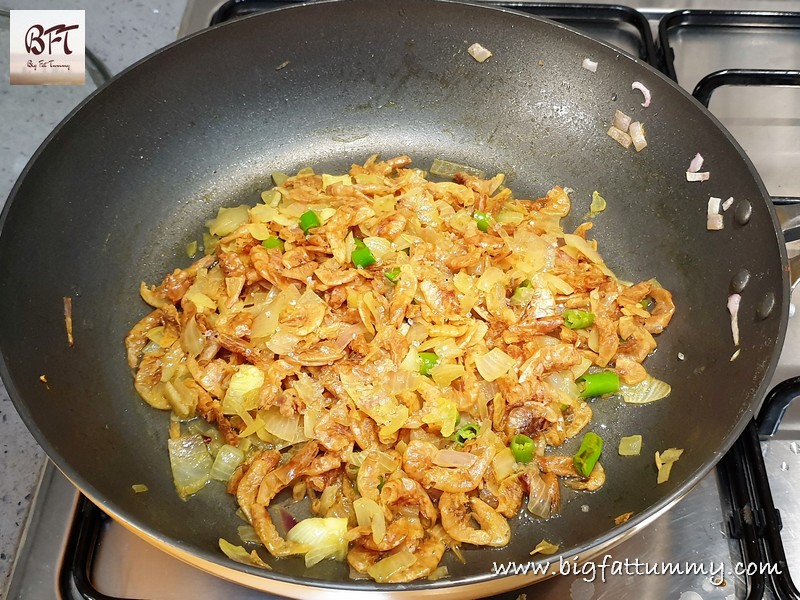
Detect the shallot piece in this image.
<box><xmin>612</xmin><ymin>110</ymin><xmax>632</xmax><ymax>132</ymax></box>
<box><xmin>686</xmin><ymin>171</ymin><xmax>710</xmax><ymax>182</ymax></box>
<box><xmin>631</xmin><ymin>81</ymin><xmax>651</xmax><ymax>107</ymax></box>
<box><xmin>333</xmin><ymin>323</ymin><xmax>365</xmax><ymax>351</ymax></box>
<box><xmin>275</xmin><ymin>506</ymin><xmax>298</xmax><ymax>534</ymax></box>
<box><xmin>722</xmin><ymin>196</ymin><xmax>734</xmax><ymax>211</ymax></box>
<box><xmin>707</xmin><ymin>196</ymin><xmax>723</xmax><ymax>230</ymax></box>
<box><xmin>728</xmin><ymin>293</ymin><xmax>741</xmax><ymax>346</ymax></box>
<box><xmin>63</xmin><ymin>296</ymin><xmax>74</xmax><ymax>347</ymax></box>
<box><xmin>629</xmin><ymin>121</ymin><xmax>647</xmax><ymax>151</ymax></box>
<box><xmin>582</xmin><ymin>58</ymin><xmax>598</xmax><ymax>73</ymax></box>
<box><xmin>607</xmin><ymin>126</ymin><xmax>632</xmax><ymax>149</ymax></box>
<box><xmin>687</xmin><ymin>153</ymin><xmax>704</xmax><ymax>173</ymax></box>
<box><xmin>468</xmin><ymin>43</ymin><xmax>492</xmax><ymax>63</ymax></box>
<box><xmin>706</xmin><ymin>214</ymin><xmax>723</xmax><ymax>230</ymax></box>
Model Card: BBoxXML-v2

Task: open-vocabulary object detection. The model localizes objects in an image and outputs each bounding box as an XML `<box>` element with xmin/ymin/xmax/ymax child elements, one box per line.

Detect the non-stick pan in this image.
<box><xmin>0</xmin><ymin>0</ymin><xmax>791</xmax><ymax>597</ymax></box>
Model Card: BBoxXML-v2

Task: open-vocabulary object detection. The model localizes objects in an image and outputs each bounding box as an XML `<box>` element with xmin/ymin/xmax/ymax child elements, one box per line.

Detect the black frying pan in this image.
<box><xmin>0</xmin><ymin>0</ymin><xmax>790</xmax><ymax>597</ymax></box>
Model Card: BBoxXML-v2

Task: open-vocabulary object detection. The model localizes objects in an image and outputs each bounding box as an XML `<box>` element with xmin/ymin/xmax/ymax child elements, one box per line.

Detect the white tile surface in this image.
<box><xmin>0</xmin><ymin>0</ymin><xmax>184</xmax><ymax>591</ymax></box>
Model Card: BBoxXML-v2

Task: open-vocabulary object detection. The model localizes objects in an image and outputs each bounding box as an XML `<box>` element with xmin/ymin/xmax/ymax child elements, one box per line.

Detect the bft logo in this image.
<box><xmin>25</xmin><ymin>23</ymin><xmax>81</xmax><ymax>56</ymax></box>
<box><xmin>10</xmin><ymin>10</ymin><xmax>86</xmax><ymax>85</ymax></box>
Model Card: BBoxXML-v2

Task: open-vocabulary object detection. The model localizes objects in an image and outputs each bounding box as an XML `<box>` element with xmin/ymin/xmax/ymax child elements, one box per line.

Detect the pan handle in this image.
<box><xmin>757</xmin><ymin>376</ymin><xmax>800</xmax><ymax>437</ymax></box>
<box><xmin>775</xmin><ymin>203</ymin><xmax>800</xmax><ymax>291</ymax></box>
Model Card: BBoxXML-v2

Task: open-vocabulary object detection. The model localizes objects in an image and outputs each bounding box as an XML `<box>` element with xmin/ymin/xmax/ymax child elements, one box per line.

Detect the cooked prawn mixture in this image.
<box><xmin>125</xmin><ymin>155</ymin><xmax>675</xmax><ymax>583</ymax></box>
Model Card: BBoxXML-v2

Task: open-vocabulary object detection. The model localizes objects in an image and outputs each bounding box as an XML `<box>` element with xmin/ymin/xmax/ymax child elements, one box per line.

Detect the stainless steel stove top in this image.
<box><xmin>7</xmin><ymin>2</ymin><xmax>800</xmax><ymax>599</ymax></box>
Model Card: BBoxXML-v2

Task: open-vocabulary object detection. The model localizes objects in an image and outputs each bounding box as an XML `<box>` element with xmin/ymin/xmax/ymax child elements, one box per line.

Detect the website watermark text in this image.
<box><xmin>492</xmin><ymin>555</ymin><xmax>782</xmax><ymax>584</ymax></box>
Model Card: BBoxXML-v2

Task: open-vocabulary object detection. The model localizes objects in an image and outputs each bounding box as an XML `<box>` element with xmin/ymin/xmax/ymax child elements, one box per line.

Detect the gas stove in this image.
<box><xmin>7</xmin><ymin>2</ymin><xmax>800</xmax><ymax>599</ymax></box>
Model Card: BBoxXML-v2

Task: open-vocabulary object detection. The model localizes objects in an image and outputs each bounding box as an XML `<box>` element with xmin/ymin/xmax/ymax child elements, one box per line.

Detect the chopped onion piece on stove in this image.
<box><xmin>707</xmin><ymin>214</ymin><xmax>723</xmax><ymax>231</ymax></box>
<box><xmin>612</xmin><ymin>110</ymin><xmax>631</xmax><ymax>132</ymax></box>
<box><xmin>475</xmin><ymin>348</ymin><xmax>515</xmax><ymax>382</ymax></box>
<box><xmin>209</xmin><ymin>444</ymin><xmax>245</xmax><ymax>482</ymax></box>
<box><xmin>618</xmin><ymin>435</ymin><xmax>643</xmax><ymax>456</ymax></box>
<box><xmin>722</xmin><ymin>196</ymin><xmax>734</xmax><ymax>211</ymax></box>
<box><xmin>207</xmin><ymin>205</ymin><xmax>250</xmax><ymax>237</ymax></box>
<box><xmin>427</xmin><ymin>566</ymin><xmax>449</xmax><ymax>581</ymax></box>
<box><xmin>707</xmin><ymin>196</ymin><xmax>723</xmax><ymax>231</ymax></box>
<box><xmin>286</xmin><ymin>517</ymin><xmax>347</xmax><ymax>567</ymax></box>
<box><xmin>168</xmin><ymin>435</ymin><xmax>213</xmax><ymax>499</ymax></box>
<box><xmin>629</xmin><ymin>121</ymin><xmax>647</xmax><ymax>152</ymax></box>
<box><xmin>619</xmin><ymin>376</ymin><xmax>671</xmax><ymax>404</ymax></box>
<box><xmin>607</xmin><ymin>126</ymin><xmax>632</xmax><ymax>149</ymax></box>
<box><xmin>275</xmin><ymin>506</ymin><xmax>298</xmax><ymax>535</ymax></box>
<box><xmin>530</xmin><ymin>539</ymin><xmax>560</xmax><ymax>556</ymax></box>
<box><xmin>237</xmin><ymin>524</ymin><xmax>260</xmax><ymax>544</ymax></box>
<box><xmin>655</xmin><ymin>447</ymin><xmax>683</xmax><ymax>484</ymax></box>
<box><xmin>614</xmin><ymin>512</ymin><xmax>634</xmax><ymax>525</ymax></box>
<box><xmin>526</xmin><ymin>471</ymin><xmax>556</xmax><ymax>519</ymax></box>
<box><xmin>631</xmin><ymin>81</ymin><xmax>651</xmax><ymax>107</ymax></box>
<box><xmin>219</xmin><ymin>538</ymin><xmax>272</xmax><ymax>569</ymax></box>
<box><xmin>687</xmin><ymin>153</ymin><xmax>704</xmax><ymax>173</ymax></box>
<box><xmin>731</xmin><ymin>348</ymin><xmax>741</xmax><ymax>361</ymax></box>
<box><xmin>589</xmin><ymin>190</ymin><xmax>607</xmax><ymax>217</ymax></box>
<box><xmin>333</xmin><ymin>323</ymin><xmax>366</xmax><ymax>352</ymax></box>
<box><xmin>728</xmin><ymin>293</ymin><xmax>741</xmax><ymax>346</ymax></box>
<box><xmin>367</xmin><ymin>550</ymin><xmax>417</xmax><ymax>583</ymax></box>
<box><xmin>582</xmin><ymin>58</ymin><xmax>598</xmax><ymax>72</ymax></box>
<box><xmin>468</xmin><ymin>43</ymin><xmax>492</xmax><ymax>63</ymax></box>
<box><xmin>662</xmin><ymin>448</ymin><xmax>683</xmax><ymax>463</ymax></box>
<box><xmin>262</xmin><ymin>406</ymin><xmax>307</xmax><ymax>443</ymax></box>
<box><xmin>658</xmin><ymin>448</ymin><xmax>682</xmax><ymax>468</ymax></box>
<box><xmin>493</xmin><ymin>447</ymin><xmax>517</xmax><ymax>481</ymax></box>
<box><xmin>686</xmin><ymin>171</ymin><xmax>710</xmax><ymax>182</ymax></box>
<box><xmin>431</xmin><ymin>363</ymin><xmax>466</xmax><ymax>387</ymax></box>
<box><xmin>430</xmin><ymin>158</ymin><xmax>485</xmax><ymax>179</ymax></box>
<box><xmin>354</xmin><ymin>497</ymin><xmax>386</xmax><ymax>545</ymax></box>
<box><xmin>64</xmin><ymin>296</ymin><xmax>74</xmax><ymax>347</ymax></box>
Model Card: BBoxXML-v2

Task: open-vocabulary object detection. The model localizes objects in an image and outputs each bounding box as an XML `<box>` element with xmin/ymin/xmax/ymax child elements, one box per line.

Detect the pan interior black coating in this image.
<box><xmin>0</xmin><ymin>0</ymin><xmax>787</xmax><ymax>591</ymax></box>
